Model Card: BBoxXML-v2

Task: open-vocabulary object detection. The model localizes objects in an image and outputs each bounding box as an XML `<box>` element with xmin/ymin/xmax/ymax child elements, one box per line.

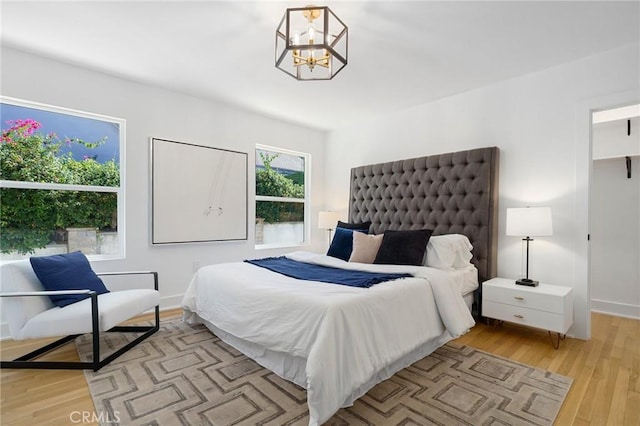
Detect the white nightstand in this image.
<box><xmin>482</xmin><ymin>277</ymin><xmax>574</xmax><ymax>349</ymax></box>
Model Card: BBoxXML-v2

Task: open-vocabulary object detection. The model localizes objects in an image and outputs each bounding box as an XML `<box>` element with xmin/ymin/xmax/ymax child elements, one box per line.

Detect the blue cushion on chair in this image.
<box><xmin>29</xmin><ymin>251</ymin><xmax>109</xmax><ymax>307</ymax></box>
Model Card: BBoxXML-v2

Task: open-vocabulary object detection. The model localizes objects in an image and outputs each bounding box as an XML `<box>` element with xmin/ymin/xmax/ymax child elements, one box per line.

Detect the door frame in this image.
<box><xmin>575</xmin><ymin>90</ymin><xmax>639</xmax><ymax>340</ymax></box>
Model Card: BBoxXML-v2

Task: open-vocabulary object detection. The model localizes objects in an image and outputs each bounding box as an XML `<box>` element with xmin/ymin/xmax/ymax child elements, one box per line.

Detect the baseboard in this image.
<box><xmin>159</xmin><ymin>294</ymin><xmax>184</xmax><ymax>311</ymax></box>
<box><xmin>0</xmin><ymin>322</ymin><xmax>10</xmax><ymax>341</ymax></box>
<box><xmin>591</xmin><ymin>298</ymin><xmax>640</xmax><ymax>320</ymax></box>
<box><xmin>0</xmin><ymin>294</ymin><xmax>185</xmax><ymax>340</ymax></box>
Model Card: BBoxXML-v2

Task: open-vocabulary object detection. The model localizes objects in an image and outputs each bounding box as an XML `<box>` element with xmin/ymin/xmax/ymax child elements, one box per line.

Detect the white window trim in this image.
<box><xmin>255</xmin><ymin>195</ymin><xmax>305</xmax><ymax>204</ymax></box>
<box><xmin>0</xmin><ymin>181</ymin><xmax>118</xmax><ymax>193</ymax></box>
<box><xmin>0</xmin><ymin>96</ymin><xmax>126</xmax><ymax>261</ymax></box>
<box><xmin>255</xmin><ymin>144</ymin><xmax>311</xmax><ymax>249</ymax></box>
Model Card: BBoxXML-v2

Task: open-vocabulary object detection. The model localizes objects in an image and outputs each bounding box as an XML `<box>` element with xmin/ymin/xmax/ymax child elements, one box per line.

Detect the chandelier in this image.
<box><xmin>275</xmin><ymin>5</ymin><xmax>348</xmax><ymax>81</ymax></box>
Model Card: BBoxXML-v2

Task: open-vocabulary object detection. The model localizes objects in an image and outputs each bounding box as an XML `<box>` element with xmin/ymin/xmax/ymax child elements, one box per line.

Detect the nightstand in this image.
<box><xmin>482</xmin><ymin>277</ymin><xmax>573</xmax><ymax>349</ymax></box>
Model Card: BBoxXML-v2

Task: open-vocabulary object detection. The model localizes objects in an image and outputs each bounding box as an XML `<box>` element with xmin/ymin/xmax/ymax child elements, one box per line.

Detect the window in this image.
<box><xmin>0</xmin><ymin>97</ymin><xmax>125</xmax><ymax>260</ymax></box>
<box><xmin>255</xmin><ymin>145</ymin><xmax>309</xmax><ymax>247</ymax></box>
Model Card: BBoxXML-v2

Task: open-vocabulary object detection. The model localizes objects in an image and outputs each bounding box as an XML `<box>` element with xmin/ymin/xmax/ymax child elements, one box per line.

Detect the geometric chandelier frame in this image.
<box><xmin>275</xmin><ymin>5</ymin><xmax>348</xmax><ymax>81</ymax></box>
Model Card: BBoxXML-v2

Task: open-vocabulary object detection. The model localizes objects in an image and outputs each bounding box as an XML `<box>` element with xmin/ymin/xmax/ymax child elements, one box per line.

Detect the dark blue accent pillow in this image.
<box><xmin>337</xmin><ymin>221</ymin><xmax>372</xmax><ymax>232</ymax></box>
<box><xmin>327</xmin><ymin>227</ymin><xmax>367</xmax><ymax>261</ymax></box>
<box><xmin>374</xmin><ymin>229</ymin><xmax>433</xmax><ymax>266</ymax></box>
<box><xmin>29</xmin><ymin>251</ymin><xmax>109</xmax><ymax>308</ymax></box>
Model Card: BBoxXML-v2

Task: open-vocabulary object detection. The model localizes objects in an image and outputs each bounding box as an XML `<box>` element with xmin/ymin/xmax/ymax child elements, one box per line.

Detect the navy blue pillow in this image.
<box><xmin>29</xmin><ymin>251</ymin><xmax>109</xmax><ymax>307</ymax></box>
<box><xmin>327</xmin><ymin>227</ymin><xmax>367</xmax><ymax>261</ymax></box>
<box><xmin>337</xmin><ymin>221</ymin><xmax>372</xmax><ymax>232</ymax></box>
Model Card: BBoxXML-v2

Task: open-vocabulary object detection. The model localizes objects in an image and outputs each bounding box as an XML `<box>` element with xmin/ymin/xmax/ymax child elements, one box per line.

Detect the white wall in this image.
<box><xmin>591</xmin><ymin>138</ymin><xmax>639</xmax><ymax>318</ymax></box>
<box><xmin>324</xmin><ymin>42</ymin><xmax>640</xmax><ymax>340</ymax></box>
<box><xmin>0</xmin><ymin>47</ymin><xmax>327</xmax><ymax>319</ymax></box>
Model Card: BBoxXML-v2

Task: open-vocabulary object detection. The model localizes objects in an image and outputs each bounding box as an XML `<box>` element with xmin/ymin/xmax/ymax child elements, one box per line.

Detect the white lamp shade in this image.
<box><xmin>506</xmin><ymin>207</ymin><xmax>553</xmax><ymax>237</ymax></box>
<box><xmin>318</xmin><ymin>211</ymin><xmax>340</xmax><ymax>230</ymax></box>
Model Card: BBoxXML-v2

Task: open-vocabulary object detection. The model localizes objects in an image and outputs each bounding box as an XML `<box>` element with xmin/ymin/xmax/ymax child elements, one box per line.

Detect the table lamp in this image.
<box><xmin>318</xmin><ymin>211</ymin><xmax>340</xmax><ymax>246</ymax></box>
<box><xmin>506</xmin><ymin>207</ymin><xmax>553</xmax><ymax>286</ymax></box>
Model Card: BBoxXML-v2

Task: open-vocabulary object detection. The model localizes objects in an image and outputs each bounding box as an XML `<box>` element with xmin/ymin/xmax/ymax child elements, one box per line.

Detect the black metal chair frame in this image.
<box><xmin>0</xmin><ymin>271</ymin><xmax>160</xmax><ymax>372</ymax></box>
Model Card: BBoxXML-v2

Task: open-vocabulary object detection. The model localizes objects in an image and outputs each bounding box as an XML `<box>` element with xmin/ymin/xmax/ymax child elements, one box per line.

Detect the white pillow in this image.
<box><xmin>349</xmin><ymin>232</ymin><xmax>384</xmax><ymax>264</ymax></box>
<box><xmin>424</xmin><ymin>234</ymin><xmax>473</xmax><ymax>270</ymax></box>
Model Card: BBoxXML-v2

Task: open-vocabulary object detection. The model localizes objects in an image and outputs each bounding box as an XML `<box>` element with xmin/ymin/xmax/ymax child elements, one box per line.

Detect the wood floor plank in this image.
<box><xmin>608</xmin><ymin>364</ymin><xmax>630</xmax><ymax>426</ymax></box>
<box><xmin>1</xmin><ymin>310</ymin><xmax>638</xmax><ymax>425</ymax></box>
<box><xmin>625</xmin><ymin>390</ymin><xmax>640</xmax><ymax>426</ymax></box>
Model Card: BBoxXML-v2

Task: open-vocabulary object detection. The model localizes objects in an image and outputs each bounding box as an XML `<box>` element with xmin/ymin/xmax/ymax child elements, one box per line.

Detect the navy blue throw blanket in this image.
<box><xmin>245</xmin><ymin>256</ymin><xmax>412</xmax><ymax>288</ymax></box>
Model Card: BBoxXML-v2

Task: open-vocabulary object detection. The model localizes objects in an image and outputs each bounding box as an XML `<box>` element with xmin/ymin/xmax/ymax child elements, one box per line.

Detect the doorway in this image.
<box><xmin>590</xmin><ymin>104</ymin><xmax>640</xmax><ymax>319</ymax></box>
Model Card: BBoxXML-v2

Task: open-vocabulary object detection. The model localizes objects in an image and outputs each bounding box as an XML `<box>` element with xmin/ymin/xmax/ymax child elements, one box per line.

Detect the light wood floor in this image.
<box><xmin>1</xmin><ymin>310</ymin><xmax>638</xmax><ymax>425</ymax></box>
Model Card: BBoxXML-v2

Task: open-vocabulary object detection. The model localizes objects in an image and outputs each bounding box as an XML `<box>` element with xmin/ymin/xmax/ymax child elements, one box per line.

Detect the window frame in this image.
<box><xmin>255</xmin><ymin>144</ymin><xmax>311</xmax><ymax>249</ymax></box>
<box><xmin>0</xmin><ymin>96</ymin><xmax>126</xmax><ymax>261</ymax></box>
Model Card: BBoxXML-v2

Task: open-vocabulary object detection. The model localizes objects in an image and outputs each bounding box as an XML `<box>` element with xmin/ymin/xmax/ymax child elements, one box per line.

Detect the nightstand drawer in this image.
<box><xmin>483</xmin><ymin>284</ymin><xmax>566</xmax><ymax>314</ymax></box>
<box><xmin>483</xmin><ymin>300</ymin><xmax>570</xmax><ymax>333</ymax></box>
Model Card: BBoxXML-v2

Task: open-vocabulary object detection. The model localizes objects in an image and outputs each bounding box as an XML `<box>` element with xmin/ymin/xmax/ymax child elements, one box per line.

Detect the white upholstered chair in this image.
<box><xmin>0</xmin><ymin>260</ymin><xmax>160</xmax><ymax>371</ymax></box>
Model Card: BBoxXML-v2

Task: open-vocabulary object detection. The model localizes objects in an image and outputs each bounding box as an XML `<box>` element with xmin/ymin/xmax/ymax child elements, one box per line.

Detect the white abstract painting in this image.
<box><xmin>151</xmin><ymin>138</ymin><xmax>247</xmax><ymax>244</ymax></box>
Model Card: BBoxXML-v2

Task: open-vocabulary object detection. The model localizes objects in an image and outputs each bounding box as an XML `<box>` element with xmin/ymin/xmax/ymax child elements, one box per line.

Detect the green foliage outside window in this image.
<box><xmin>255</xmin><ymin>152</ymin><xmax>304</xmax><ymax>223</ymax></box>
<box><xmin>0</xmin><ymin>119</ymin><xmax>119</xmax><ymax>254</ymax></box>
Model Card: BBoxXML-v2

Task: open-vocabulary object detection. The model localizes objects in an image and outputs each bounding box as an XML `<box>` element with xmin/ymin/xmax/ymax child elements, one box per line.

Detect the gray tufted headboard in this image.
<box><xmin>349</xmin><ymin>147</ymin><xmax>500</xmax><ymax>282</ymax></box>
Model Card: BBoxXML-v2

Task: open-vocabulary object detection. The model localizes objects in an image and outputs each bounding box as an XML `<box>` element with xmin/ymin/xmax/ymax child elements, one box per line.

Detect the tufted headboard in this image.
<box><xmin>348</xmin><ymin>147</ymin><xmax>500</xmax><ymax>282</ymax></box>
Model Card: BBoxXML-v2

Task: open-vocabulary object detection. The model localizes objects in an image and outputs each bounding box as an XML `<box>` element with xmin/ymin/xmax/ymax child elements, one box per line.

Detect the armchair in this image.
<box><xmin>0</xmin><ymin>260</ymin><xmax>160</xmax><ymax>371</ymax></box>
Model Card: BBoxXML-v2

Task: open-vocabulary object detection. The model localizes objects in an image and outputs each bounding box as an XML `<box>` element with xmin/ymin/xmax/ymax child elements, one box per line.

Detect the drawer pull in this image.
<box><xmin>514</xmin><ymin>296</ymin><xmax>524</xmax><ymax>301</ymax></box>
<box><xmin>514</xmin><ymin>314</ymin><xmax>524</xmax><ymax>319</ymax></box>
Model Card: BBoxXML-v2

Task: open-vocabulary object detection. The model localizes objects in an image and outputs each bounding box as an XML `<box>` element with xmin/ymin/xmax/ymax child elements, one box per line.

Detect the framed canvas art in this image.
<box><xmin>151</xmin><ymin>138</ymin><xmax>247</xmax><ymax>244</ymax></box>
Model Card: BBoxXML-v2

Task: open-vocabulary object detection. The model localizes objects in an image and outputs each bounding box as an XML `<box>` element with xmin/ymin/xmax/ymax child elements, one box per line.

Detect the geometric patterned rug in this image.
<box><xmin>77</xmin><ymin>319</ymin><xmax>572</xmax><ymax>426</ymax></box>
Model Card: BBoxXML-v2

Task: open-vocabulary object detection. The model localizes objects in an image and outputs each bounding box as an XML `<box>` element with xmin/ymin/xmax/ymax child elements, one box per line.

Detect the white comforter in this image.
<box><xmin>182</xmin><ymin>251</ymin><xmax>475</xmax><ymax>425</ymax></box>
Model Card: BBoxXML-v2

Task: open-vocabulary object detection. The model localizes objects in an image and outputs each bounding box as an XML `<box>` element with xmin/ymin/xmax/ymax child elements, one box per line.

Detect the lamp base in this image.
<box><xmin>516</xmin><ymin>278</ymin><xmax>539</xmax><ymax>287</ymax></box>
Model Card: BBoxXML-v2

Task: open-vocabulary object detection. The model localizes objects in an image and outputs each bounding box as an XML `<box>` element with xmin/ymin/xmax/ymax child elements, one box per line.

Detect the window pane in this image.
<box><xmin>255</xmin><ymin>201</ymin><xmax>304</xmax><ymax>245</ymax></box>
<box><xmin>0</xmin><ymin>188</ymin><xmax>118</xmax><ymax>260</ymax></box>
<box><xmin>1</xmin><ymin>103</ymin><xmax>120</xmax><ymax>186</ymax></box>
<box><xmin>255</xmin><ymin>149</ymin><xmax>304</xmax><ymax>198</ymax></box>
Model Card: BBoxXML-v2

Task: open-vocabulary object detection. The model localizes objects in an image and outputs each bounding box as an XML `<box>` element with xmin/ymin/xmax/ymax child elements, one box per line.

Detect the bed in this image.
<box><xmin>182</xmin><ymin>146</ymin><xmax>500</xmax><ymax>425</ymax></box>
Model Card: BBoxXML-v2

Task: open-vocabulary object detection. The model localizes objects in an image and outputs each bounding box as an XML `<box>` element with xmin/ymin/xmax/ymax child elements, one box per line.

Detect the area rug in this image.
<box><xmin>77</xmin><ymin>320</ymin><xmax>572</xmax><ymax>426</ymax></box>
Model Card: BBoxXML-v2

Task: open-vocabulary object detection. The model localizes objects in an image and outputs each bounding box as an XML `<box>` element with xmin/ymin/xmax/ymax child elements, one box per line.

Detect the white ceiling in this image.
<box><xmin>1</xmin><ymin>1</ymin><xmax>639</xmax><ymax>131</ymax></box>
